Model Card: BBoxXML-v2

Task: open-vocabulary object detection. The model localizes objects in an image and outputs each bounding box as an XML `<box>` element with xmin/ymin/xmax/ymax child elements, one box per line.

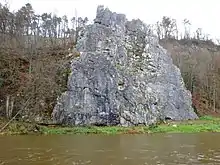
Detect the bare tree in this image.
<box><xmin>183</xmin><ymin>19</ymin><xmax>191</xmax><ymax>39</ymax></box>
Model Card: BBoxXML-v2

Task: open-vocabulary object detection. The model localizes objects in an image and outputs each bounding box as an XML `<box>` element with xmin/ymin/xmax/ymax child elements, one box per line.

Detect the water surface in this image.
<box><xmin>0</xmin><ymin>133</ymin><xmax>220</xmax><ymax>165</ymax></box>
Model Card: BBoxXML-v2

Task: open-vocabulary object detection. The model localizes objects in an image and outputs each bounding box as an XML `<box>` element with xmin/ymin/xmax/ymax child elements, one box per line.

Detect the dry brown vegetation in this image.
<box><xmin>0</xmin><ymin>3</ymin><xmax>87</xmax><ymax>122</ymax></box>
<box><xmin>155</xmin><ymin>17</ymin><xmax>220</xmax><ymax>116</ymax></box>
<box><xmin>161</xmin><ymin>39</ymin><xmax>220</xmax><ymax>116</ymax></box>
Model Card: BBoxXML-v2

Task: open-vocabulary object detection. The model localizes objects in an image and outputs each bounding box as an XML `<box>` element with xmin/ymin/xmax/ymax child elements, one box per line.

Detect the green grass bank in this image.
<box><xmin>1</xmin><ymin>116</ymin><xmax>220</xmax><ymax>135</ymax></box>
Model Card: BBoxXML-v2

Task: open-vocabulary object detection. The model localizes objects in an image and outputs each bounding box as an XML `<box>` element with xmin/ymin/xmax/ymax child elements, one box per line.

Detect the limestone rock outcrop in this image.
<box><xmin>52</xmin><ymin>6</ymin><xmax>198</xmax><ymax>126</ymax></box>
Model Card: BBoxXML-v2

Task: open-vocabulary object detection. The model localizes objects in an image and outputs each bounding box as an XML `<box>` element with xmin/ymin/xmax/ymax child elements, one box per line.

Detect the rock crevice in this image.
<box><xmin>52</xmin><ymin>6</ymin><xmax>198</xmax><ymax>126</ymax></box>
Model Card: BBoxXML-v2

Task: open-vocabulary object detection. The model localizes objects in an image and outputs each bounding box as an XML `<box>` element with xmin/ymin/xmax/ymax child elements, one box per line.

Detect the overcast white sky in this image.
<box><xmin>2</xmin><ymin>0</ymin><xmax>220</xmax><ymax>40</ymax></box>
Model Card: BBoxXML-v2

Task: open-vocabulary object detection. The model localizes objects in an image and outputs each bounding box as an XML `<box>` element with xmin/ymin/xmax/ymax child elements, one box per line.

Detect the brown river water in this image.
<box><xmin>0</xmin><ymin>133</ymin><xmax>220</xmax><ymax>165</ymax></box>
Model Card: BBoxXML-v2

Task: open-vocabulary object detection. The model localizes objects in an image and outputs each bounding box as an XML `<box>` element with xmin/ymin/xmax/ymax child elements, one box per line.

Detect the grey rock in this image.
<box><xmin>52</xmin><ymin>6</ymin><xmax>198</xmax><ymax>126</ymax></box>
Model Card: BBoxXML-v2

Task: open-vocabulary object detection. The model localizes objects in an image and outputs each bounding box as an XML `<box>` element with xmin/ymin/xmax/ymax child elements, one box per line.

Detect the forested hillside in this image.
<box><xmin>0</xmin><ymin>2</ymin><xmax>88</xmax><ymax>120</ymax></box>
<box><xmin>155</xmin><ymin>17</ymin><xmax>220</xmax><ymax>116</ymax></box>
<box><xmin>0</xmin><ymin>2</ymin><xmax>219</xmax><ymax>121</ymax></box>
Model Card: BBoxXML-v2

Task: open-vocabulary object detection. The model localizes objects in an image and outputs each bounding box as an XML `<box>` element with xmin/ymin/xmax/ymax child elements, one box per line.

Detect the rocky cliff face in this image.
<box><xmin>52</xmin><ymin>6</ymin><xmax>198</xmax><ymax>126</ymax></box>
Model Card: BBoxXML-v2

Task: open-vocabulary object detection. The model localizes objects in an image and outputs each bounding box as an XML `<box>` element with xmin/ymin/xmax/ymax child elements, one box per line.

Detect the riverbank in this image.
<box><xmin>1</xmin><ymin>116</ymin><xmax>220</xmax><ymax>135</ymax></box>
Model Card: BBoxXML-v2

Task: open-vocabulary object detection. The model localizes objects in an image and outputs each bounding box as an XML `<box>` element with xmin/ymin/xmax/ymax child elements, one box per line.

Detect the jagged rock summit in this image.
<box><xmin>52</xmin><ymin>6</ymin><xmax>198</xmax><ymax>126</ymax></box>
